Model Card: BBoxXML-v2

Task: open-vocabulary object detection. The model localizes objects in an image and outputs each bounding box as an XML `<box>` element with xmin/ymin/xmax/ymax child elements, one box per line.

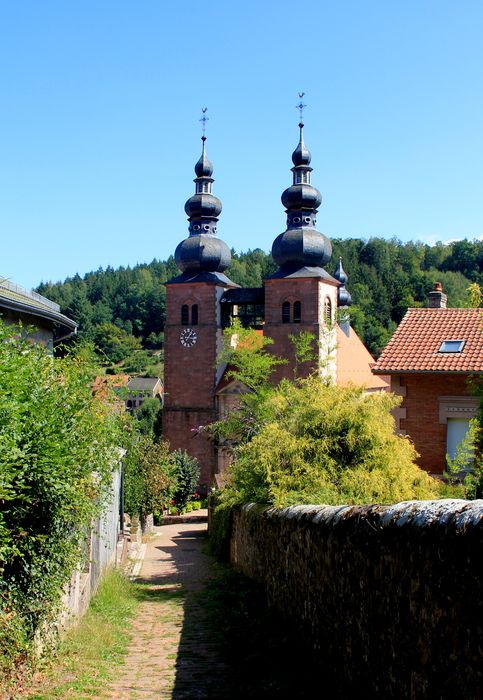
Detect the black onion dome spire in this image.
<box><xmin>272</xmin><ymin>115</ymin><xmax>332</xmax><ymax>271</ymax></box>
<box><xmin>175</xmin><ymin>134</ymin><xmax>231</xmax><ymax>274</ymax></box>
<box><xmin>194</xmin><ymin>136</ymin><xmax>213</xmax><ymax>177</ymax></box>
<box><xmin>334</xmin><ymin>257</ymin><xmax>352</xmax><ymax>306</ymax></box>
<box><xmin>292</xmin><ymin>122</ymin><xmax>311</xmax><ymax>166</ymax></box>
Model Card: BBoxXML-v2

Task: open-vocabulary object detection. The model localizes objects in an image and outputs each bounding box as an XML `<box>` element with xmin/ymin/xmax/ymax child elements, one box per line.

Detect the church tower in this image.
<box><xmin>264</xmin><ymin>110</ymin><xmax>340</xmax><ymax>381</ymax></box>
<box><xmin>163</xmin><ymin>133</ymin><xmax>237</xmax><ymax>493</ymax></box>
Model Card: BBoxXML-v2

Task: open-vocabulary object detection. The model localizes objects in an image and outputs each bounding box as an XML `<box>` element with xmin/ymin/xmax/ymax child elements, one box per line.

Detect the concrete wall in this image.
<box><xmin>228</xmin><ymin>500</ymin><xmax>483</xmax><ymax>697</ymax></box>
<box><xmin>61</xmin><ymin>468</ymin><xmax>122</xmax><ymax>626</ymax></box>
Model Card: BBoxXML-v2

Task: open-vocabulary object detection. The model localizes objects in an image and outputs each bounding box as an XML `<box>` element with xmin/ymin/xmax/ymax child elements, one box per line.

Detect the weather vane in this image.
<box><xmin>200</xmin><ymin>107</ymin><xmax>209</xmax><ymax>139</ymax></box>
<box><xmin>296</xmin><ymin>92</ymin><xmax>306</xmax><ymax>123</ymax></box>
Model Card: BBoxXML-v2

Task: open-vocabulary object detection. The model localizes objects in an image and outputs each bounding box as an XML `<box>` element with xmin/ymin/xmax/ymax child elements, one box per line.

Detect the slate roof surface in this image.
<box><xmin>127</xmin><ymin>377</ymin><xmax>163</xmax><ymax>391</ymax></box>
<box><xmin>372</xmin><ymin>308</ymin><xmax>483</xmax><ymax>373</ymax></box>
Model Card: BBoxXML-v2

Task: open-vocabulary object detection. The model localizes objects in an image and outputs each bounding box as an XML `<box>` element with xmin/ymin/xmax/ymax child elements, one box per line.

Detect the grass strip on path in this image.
<box><xmin>24</xmin><ymin>569</ymin><xmax>140</xmax><ymax>700</ymax></box>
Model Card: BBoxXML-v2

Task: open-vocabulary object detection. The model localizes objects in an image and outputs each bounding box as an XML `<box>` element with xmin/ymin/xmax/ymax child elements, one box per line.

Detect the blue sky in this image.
<box><xmin>0</xmin><ymin>1</ymin><xmax>482</xmax><ymax>290</ymax></box>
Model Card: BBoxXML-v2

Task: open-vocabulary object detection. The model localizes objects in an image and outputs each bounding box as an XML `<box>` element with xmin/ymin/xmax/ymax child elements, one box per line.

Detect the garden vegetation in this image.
<box><xmin>0</xmin><ymin>321</ymin><xmax>128</xmax><ymax>689</ymax></box>
<box><xmin>211</xmin><ymin>324</ymin><xmax>441</xmax><ymax>511</ymax></box>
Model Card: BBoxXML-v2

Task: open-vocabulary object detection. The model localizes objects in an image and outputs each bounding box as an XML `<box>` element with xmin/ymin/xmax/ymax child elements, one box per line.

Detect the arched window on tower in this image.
<box><xmin>282</xmin><ymin>301</ymin><xmax>291</xmax><ymax>323</ymax></box>
<box><xmin>191</xmin><ymin>304</ymin><xmax>199</xmax><ymax>325</ymax></box>
<box><xmin>293</xmin><ymin>301</ymin><xmax>302</xmax><ymax>323</ymax></box>
<box><xmin>181</xmin><ymin>304</ymin><xmax>189</xmax><ymax>325</ymax></box>
<box><xmin>324</xmin><ymin>297</ymin><xmax>332</xmax><ymax>325</ymax></box>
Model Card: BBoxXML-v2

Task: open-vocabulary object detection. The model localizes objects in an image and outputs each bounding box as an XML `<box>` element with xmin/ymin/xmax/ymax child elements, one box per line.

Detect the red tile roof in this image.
<box><xmin>372</xmin><ymin>308</ymin><xmax>483</xmax><ymax>373</ymax></box>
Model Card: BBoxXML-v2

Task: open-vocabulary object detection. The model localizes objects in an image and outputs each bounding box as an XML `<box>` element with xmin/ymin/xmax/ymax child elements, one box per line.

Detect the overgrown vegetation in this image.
<box><xmin>0</xmin><ymin>321</ymin><xmax>128</xmax><ymax>690</ymax></box>
<box><xmin>171</xmin><ymin>450</ymin><xmax>200</xmax><ymax>511</ymax></box>
<box><xmin>24</xmin><ymin>569</ymin><xmax>139</xmax><ymax>699</ymax></box>
<box><xmin>36</xmin><ymin>238</ymin><xmax>483</xmax><ymax>361</ymax></box>
<box><xmin>209</xmin><ymin>324</ymin><xmax>441</xmax><ymax>512</ymax></box>
<box><xmin>216</xmin><ymin>376</ymin><xmax>440</xmax><ymax>508</ymax></box>
<box><xmin>446</xmin><ymin>417</ymin><xmax>482</xmax><ymax>499</ymax></box>
<box><xmin>124</xmin><ymin>435</ymin><xmax>178</xmax><ymax>526</ymax></box>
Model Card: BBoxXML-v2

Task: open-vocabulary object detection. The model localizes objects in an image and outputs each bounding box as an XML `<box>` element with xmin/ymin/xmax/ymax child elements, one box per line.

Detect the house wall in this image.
<box><xmin>1</xmin><ymin>308</ymin><xmax>54</xmax><ymax>350</ymax></box>
<box><xmin>225</xmin><ymin>501</ymin><xmax>483</xmax><ymax>697</ymax></box>
<box><xmin>394</xmin><ymin>373</ymin><xmax>474</xmax><ymax>474</ymax></box>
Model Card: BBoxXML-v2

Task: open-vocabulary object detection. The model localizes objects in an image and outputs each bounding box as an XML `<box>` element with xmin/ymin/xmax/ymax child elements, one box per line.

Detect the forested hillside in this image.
<box><xmin>36</xmin><ymin>238</ymin><xmax>482</xmax><ymax>370</ymax></box>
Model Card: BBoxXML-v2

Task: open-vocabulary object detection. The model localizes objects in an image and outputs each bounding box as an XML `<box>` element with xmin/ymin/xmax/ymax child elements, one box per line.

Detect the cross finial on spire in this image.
<box><xmin>296</xmin><ymin>92</ymin><xmax>306</xmax><ymax>125</ymax></box>
<box><xmin>200</xmin><ymin>107</ymin><xmax>209</xmax><ymax>140</ymax></box>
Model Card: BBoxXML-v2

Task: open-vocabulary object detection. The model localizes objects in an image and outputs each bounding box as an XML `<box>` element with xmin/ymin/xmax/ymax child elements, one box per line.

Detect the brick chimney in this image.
<box><xmin>427</xmin><ymin>282</ymin><xmax>447</xmax><ymax>308</ymax></box>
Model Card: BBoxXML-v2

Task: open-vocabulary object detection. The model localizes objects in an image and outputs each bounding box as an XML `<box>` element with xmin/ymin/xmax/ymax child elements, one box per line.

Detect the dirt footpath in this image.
<box><xmin>105</xmin><ymin>513</ymin><xmax>228</xmax><ymax>699</ymax></box>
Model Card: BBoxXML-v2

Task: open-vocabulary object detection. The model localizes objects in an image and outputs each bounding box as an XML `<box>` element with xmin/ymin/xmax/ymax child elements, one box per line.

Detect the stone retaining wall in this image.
<box><xmin>229</xmin><ymin>500</ymin><xmax>483</xmax><ymax>698</ymax></box>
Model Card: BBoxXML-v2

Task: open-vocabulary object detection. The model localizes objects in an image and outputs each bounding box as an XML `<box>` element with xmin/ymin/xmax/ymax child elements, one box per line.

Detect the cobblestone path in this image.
<box><xmin>105</xmin><ymin>513</ymin><xmax>229</xmax><ymax>700</ymax></box>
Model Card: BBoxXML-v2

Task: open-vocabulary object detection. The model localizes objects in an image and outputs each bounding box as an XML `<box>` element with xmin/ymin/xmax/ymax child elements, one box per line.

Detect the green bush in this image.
<box><xmin>172</xmin><ymin>450</ymin><xmax>200</xmax><ymax>510</ymax></box>
<box><xmin>217</xmin><ymin>375</ymin><xmax>440</xmax><ymax>508</ymax></box>
<box><xmin>0</xmin><ymin>322</ymin><xmax>127</xmax><ymax>685</ymax></box>
<box><xmin>124</xmin><ymin>435</ymin><xmax>177</xmax><ymax>523</ymax></box>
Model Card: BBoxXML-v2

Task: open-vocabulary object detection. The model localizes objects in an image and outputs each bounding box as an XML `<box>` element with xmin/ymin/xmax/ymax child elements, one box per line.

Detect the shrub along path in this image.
<box><xmin>104</xmin><ymin>512</ymin><xmax>326</xmax><ymax>700</ymax></box>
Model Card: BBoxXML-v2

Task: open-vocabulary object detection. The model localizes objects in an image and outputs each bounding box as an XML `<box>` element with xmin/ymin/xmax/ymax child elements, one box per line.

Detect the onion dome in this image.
<box><xmin>194</xmin><ymin>139</ymin><xmax>213</xmax><ymax>177</ymax></box>
<box><xmin>272</xmin><ymin>122</ymin><xmax>332</xmax><ymax>271</ymax></box>
<box><xmin>292</xmin><ymin>124</ymin><xmax>311</xmax><ymax>166</ymax></box>
<box><xmin>175</xmin><ymin>136</ymin><xmax>231</xmax><ymax>274</ymax></box>
<box><xmin>334</xmin><ymin>257</ymin><xmax>352</xmax><ymax>306</ymax></box>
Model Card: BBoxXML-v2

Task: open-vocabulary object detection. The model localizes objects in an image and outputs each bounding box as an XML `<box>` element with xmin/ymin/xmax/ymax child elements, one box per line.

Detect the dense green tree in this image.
<box><xmin>171</xmin><ymin>450</ymin><xmax>200</xmax><ymax>510</ymax></box>
<box><xmin>36</xmin><ymin>238</ymin><xmax>481</xmax><ymax>361</ymax></box>
<box><xmin>124</xmin><ymin>436</ymin><xmax>177</xmax><ymax>524</ymax></box>
<box><xmin>132</xmin><ymin>397</ymin><xmax>162</xmax><ymax>438</ymax></box>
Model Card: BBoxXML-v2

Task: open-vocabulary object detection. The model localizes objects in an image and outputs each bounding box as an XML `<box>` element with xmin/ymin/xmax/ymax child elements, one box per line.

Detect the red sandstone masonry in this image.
<box><xmin>397</xmin><ymin>373</ymin><xmax>471</xmax><ymax>474</ymax></box>
<box><xmin>264</xmin><ymin>277</ymin><xmax>338</xmax><ymax>382</ymax></box>
<box><xmin>163</xmin><ymin>282</ymin><xmax>226</xmax><ymax>489</ymax></box>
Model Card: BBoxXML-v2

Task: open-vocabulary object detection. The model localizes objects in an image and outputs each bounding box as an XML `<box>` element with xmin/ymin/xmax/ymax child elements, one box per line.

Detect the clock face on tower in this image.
<box><xmin>180</xmin><ymin>328</ymin><xmax>198</xmax><ymax>347</ymax></box>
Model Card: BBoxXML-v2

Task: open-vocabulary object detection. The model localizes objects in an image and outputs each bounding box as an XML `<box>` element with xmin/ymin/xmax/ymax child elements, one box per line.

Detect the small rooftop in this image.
<box><xmin>372</xmin><ymin>308</ymin><xmax>483</xmax><ymax>374</ymax></box>
<box><xmin>127</xmin><ymin>377</ymin><xmax>163</xmax><ymax>392</ymax></box>
<box><xmin>0</xmin><ymin>277</ymin><xmax>77</xmax><ymax>333</ymax></box>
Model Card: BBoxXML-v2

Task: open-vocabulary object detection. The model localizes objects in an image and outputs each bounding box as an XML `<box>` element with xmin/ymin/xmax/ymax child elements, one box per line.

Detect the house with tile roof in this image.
<box><xmin>0</xmin><ymin>277</ymin><xmax>77</xmax><ymax>350</ymax></box>
<box><xmin>125</xmin><ymin>376</ymin><xmax>163</xmax><ymax>411</ymax></box>
<box><xmin>372</xmin><ymin>283</ymin><xmax>482</xmax><ymax>475</ymax></box>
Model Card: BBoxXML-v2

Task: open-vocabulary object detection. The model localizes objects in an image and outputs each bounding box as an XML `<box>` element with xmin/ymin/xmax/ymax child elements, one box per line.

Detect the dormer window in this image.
<box><xmin>439</xmin><ymin>340</ymin><xmax>465</xmax><ymax>353</ymax></box>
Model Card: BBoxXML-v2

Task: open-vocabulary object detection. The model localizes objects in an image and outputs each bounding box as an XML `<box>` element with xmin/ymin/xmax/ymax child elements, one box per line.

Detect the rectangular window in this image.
<box><xmin>282</xmin><ymin>301</ymin><xmax>291</xmax><ymax>323</ymax></box>
<box><xmin>191</xmin><ymin>304</ymin><xmax>198</xmax><ymax>325</ymax></box>
<box><xmin>439</xmin><ymin>340</ymin><xmax>465</xmax><ymax>353</ymax></box>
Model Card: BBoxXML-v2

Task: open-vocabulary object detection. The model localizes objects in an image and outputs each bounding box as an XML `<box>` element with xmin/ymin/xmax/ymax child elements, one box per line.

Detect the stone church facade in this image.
<box><xmin>163</xmin><ymin>124</ymin><xmax>388</xmax><ymax>493</ymax></box>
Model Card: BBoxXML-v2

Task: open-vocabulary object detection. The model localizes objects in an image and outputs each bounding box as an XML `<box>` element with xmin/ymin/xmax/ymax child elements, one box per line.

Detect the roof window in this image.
<box><xmin>438</xmin><ymin>340</ymin><xmax>465</xmax><ymax>353</ymax></box>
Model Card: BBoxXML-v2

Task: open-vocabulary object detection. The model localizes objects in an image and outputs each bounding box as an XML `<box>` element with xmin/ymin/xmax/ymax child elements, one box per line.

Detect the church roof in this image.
<box><xmin>336</xmin><ymin>326</ymin><xmax>390</xmax><ymax>390</ymax></box>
